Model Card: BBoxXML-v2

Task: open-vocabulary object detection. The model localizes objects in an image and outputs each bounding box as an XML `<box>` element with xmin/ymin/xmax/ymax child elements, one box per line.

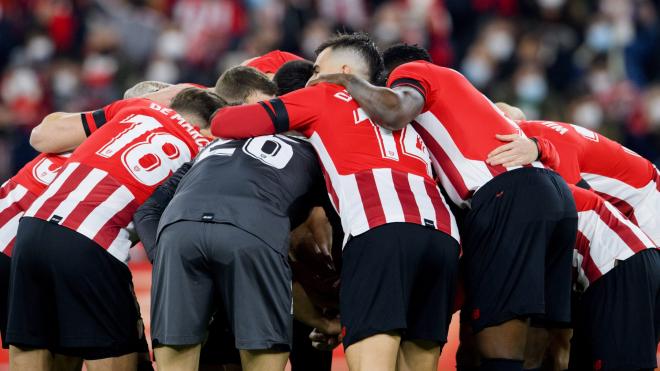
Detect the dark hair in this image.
<box><xmin>273</xmin><ymin>60</ymin><xmax>314</xmax><ymax>95</ymax></box>
<box><xmin>315</xmin><ymin>32</ymin><xmax>384</xmax><ymax>83</ymax></box>
<box><xmin>214</xmin><ymin>66</ymin><xmax>278</xmax><ymax>103</ymax></box>
<box><xmin>170</xmin><ymin>88</ymin><xmax>227</xmax><ymax>129</ymax></box>
<box><xmin>382</xmin><ymin>43</ymin><xmax>432</xmax><ymax>75</ymax></box>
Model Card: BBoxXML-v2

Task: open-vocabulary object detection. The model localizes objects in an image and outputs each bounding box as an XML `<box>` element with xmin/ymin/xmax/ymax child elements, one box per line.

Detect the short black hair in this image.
<box><xmin>315</xmin><ymin>32</ymin><xmax>384</xmax><ymax>83</ymax></box>
<box><xmin>170</xmin><ymin>88</ymin><xmax>227</xmax><ymax>129</ymax></box>
<box><xmin>273</xmin><ymin>60</ymin><xmax>314</xmax><ymax>95</ymax></box>
<box><xmin>382</xmin><ymin>43</ymin><xmax>432</xmax><ymax>75</ymax></box>
<box><xmin>214</xmin><ymin>66</ymin><xmax>278</xmax><ymax>103</ymax></box>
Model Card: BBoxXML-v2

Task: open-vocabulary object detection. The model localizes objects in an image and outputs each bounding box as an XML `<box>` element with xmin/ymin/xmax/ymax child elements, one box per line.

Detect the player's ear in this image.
<box><xmin>341</xmin><ymin>64</ymin><xmax>351</xmax><ymax>74</ymax></box>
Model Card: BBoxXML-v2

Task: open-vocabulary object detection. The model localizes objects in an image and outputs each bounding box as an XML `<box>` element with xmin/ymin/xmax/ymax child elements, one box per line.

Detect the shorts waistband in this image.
<box><xmin>472</xmin><ymin>167</ymin><xmax>558</xmax><ymax>207</ymax></box>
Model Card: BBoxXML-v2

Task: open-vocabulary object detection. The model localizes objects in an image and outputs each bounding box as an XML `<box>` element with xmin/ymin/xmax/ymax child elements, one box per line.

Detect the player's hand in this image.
<box><xmin>307</xmin><ymin>73</ymin><xmax>352</xmax><ymax>88</ymax></box>
<box><xmin>310</xmin><ymin>328</ymin><xmax>342</xmax><ymax>351</ymax></box>
<box><xmin>487</xmin><ymin>134</ymin><xmax>539</xmax><ymax>167</ymax></box>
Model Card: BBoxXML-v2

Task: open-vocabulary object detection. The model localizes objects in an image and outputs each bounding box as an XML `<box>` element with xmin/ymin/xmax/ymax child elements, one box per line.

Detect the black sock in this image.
<box><xmin>457</xmin><ymin>367</ymin><xmax>480</xmax><ymax>371</ymax></box>
<box><xmin>479</xmin><ymin>358</ymin><xmax>524</xmax><ymax>371</ymax></box>
<box><xmin>523</xmin><ymin>368</ymin><xmax>542</xmax><ymax>371</ymax></box>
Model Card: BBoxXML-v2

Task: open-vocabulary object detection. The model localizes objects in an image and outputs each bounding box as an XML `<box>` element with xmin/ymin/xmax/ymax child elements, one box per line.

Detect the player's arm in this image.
<box><xmin>30</xmin><ymin>112</ymin><xmax>88</xmax><ymax>153</ymax></box>
<box><xmin>292</xmin><ymin>282</ymin><xmax>340</xmax><ymax>336</ymax></box>
<box><xmin>30</xmin><ymin>100</ymin><xmax>119</xmax><ymax>153</ymax></box>
<box><xmin>211</xmin><ymin>86</ymin><xmax>323</xmax><ymax>139</ymax></box>
<box><xmin>308</xmin><ymin>73</ymin><xmax>423</xmax><ymax>131</ymax></box>
<box><xmin>133</xmin><ymin>162</ymin><xmax>193</xmax><ymax>263</ymax></box>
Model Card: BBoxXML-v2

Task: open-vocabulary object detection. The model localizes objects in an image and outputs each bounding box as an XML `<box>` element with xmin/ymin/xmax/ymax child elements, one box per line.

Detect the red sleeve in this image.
<box><xmin>212</xmin><ymin>85</ymin><xmax>324</xmax><ymax>139</ymax></box>
<box><xmin>387</xmin><ymin>62</ymin><xmax>432</xmax><ymax>107</ymax></box>
<box><xmin>80</xmin><ymin>99</ymin><xmax>131</xmax><ymax>136</ymax></box>
<box><xmin>533</xmin><ymin>136</ymin><xmax>561</xmax><ymax>171</ymax></box>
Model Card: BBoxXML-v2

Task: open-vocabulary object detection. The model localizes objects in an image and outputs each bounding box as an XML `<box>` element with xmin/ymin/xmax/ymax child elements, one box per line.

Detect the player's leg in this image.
<box><xmin>154</xmin><ymin>344</ymin><xmax>201</xmax><ymax>371</ymax></box>
<box><xmin>523</xmin><ymin>326</ymin><xmax>550</xmax><ymax>370</ymax></box>
<box><xmin>199</xmin><ymin>309</ymin><xmax>241</xmax><ymax>371</ymax></box>
<box><xmin>213</xmin><ymin>223</ymin><xmax>293</xmax><ymax>371</ymax></box>
<box><xmin>239</xmin><ymin>349</ymin><xmax>289</xmax><ymax>371</ymax></box>
<box><xmin>546</xmin><ymin>328</ymin><xmax>572</xmax><ymax>370</ymax></box>
<box><xmin>6</xmin><ymin>218</ymin><xmax>62</xmax><ymax>370</ymax></box>
<box><xmin>52</xmin><ymin>353</ymin><xmax>84</xmax><ymax>371</ymax></box>
<box><xmin>344</xmin><ymin>333</ymin><xmax>401</xmax><ymax>371</ymax></box>
<box><xmin>84</xmin><ymin>353</ymin><xmax>138</xmax><ymax>371</ymax></box>
<box><xmin>151</xmin><ymin>221</ymin><xmax>217</xmax><ymax>371</ymax></box>
<box><xmin>397</xmin><ymin>340</ymin><xmax>442</xmax><ymax>371</ymax></box>
<box><xmin>399</xmin><ymin>227</ymin><xmax>459</xmax><ymax>371</ymax></box>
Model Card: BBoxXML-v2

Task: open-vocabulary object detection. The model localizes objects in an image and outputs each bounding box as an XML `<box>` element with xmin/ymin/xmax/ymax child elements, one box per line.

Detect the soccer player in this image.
<box><xmin>214</xmin><ymin>66</ymin><xmax>279</xmax><ymax>104</ymax></box>
<box><xmin>6</xmin><ymin>87</ymin><xmax>221</xmax><ymax>370</ymax></box>
<box><xmin>490</xmin><ymin>103</ymin><xmax>660</xmax><ymax>245</ymax></box>
<box><xmin>212</xmin><ymin>33</ymin><xmax>461</xmax><ymax>371</ymax></box>
<box><xmin>309</xmin><ymin>43</ymin><xmax>577</xmax><ymax>371</ymax></box>
<box><xmin>569</xmin><ymin>185</ymin><xmax>659</xmax><ymax>371</ymax></box>
<box><xmin>273</xmin><ymin>60</ymin><xmax>315</xmax><ymax>96</ymax></box>
<box><xmin>243</xmin><ymin>50</ymin><xmax>305</xmax><ymax>79</ymax></box>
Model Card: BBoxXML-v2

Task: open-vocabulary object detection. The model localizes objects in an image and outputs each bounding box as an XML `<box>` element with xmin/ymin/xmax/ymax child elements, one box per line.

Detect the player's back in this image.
<box><xmin>0</xmin><ymin>153</ymin><xmax>68</xmax><ymax>256</ymax></box>
<box><xmin>26</xmin><ymin>98</ymin><xmax>210</xmax><ymax>262</ymax></box>
<box><xmin>521</xmin><ymin>120</ymin><xmax>655</xmax><ymax>188</ymax></box>
<box><xmin>388</xmin><ymin>61</ymin><xmax>543</xmax><ymax>206</ymax></box>
<box><xmin>293</xmin><ymin>83</ymin><xmax>458</xmax><ymax>242</ymax></box>
<box><xmin>571</xmin><ymin>185</ymin><xmax>656</xmax><ymax>291</ymax></box>
<box><xmin>160</xmin><ymin>135</ymin><xmax>322</xmax><ymax>255</ymax></box>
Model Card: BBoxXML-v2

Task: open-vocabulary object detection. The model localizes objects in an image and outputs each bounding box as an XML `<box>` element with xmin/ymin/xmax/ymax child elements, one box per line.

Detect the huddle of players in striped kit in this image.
<box><xmin>0</xmin><ymin>32</ymin><xmax>658</xmax><ymax>371</ymax></box>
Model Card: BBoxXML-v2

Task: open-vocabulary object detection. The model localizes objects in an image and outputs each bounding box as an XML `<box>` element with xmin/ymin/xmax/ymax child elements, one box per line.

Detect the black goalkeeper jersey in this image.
<box><xmin>135</xmin><ymin>135</ymin><xmax>324</xmax><ymax>258</ymax></box>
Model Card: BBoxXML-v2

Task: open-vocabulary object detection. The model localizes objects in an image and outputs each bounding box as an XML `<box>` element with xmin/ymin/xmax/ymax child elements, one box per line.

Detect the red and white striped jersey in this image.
<box><xmin>0</xmin><ymin>152</ymin><xmax>73</xmax><ymax>256</ymax></box>
<box><xmin>211</xmin><ymin>83</ymin><xmax>460</xmax><ymax>244</ymax></box>
<box><xmin>520</xmin><ymin>120</ymin><xmax>660</xmax><ymax>245</ymax></box>
<box><xmin>571</xmin><ymin>185</ymin><xmax>656</xmax><ymax>291</ymax></box>
<box><xmin>26</xmin><ymin>98</ymin><xmax>210</xmax><ymax>263</ymax></box>
<box><xmin>387</xmin><ymin>61</ymin><xmax>545</xmax><ymax>208</ymax></box>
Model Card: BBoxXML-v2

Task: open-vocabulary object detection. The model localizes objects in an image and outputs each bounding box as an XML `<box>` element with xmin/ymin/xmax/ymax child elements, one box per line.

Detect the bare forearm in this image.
<box><xmin>31</xmin><ymin>112</ymin><xmax>85</xmax><ymax>153</ymax></box>
<box><xmin>342</xmin><ymin>76</ymin><xmax>411</xmax><ymax>130</ymax></box>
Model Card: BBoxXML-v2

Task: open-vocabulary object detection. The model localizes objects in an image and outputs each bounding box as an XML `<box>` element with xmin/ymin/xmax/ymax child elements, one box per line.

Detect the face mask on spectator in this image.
<box><xmin>485</xmin><ymin>30</ymin><xmax>514</xmax><ymax>61</ymax></box>
<box><xmin>515</xmin><ymin>73</ymin><xmax>548</xmax><ymax>103</ymax></box>
<box><xmin>53</xmin><ymin>68</ymin><xmax>79</xmax><ymax>97</ymax></box>
<box><xmin>572</xmin><ymin>101</ymin><xmax>603</xmax><ymax>130</ymax></box>
<box><xmin>26</xmin><ymin>35</ymin><xmax>54</xmax><ymax>63</ymax></box>
<box><xmin>586</xmin><ymin>21</ymin><xmax>614</xmax><ymax>52</ymax></box>
<box><xmin>537</xmin><ymin>0</ymin><xmax>566</xmax><ymax>10</ymax></box>
<box><xmin>146</xmin><ymin>59</ymin><xmax>179</xmax><ymax>84</ymax></box>
<box><xmin>648</xmin><ymin>97</ymin><xmax>660</xmax><ymax>129</ymax></box>
<box><xmin>157</xmin><ymin>29</ymin><xmax>186</xmax><ymax>60</ymax></box>
<box><xmin>462</xmin><ymin>56</ymin><xmax>493</xmax><ymax>88</ymax></box>
<box><xmin>1</xmin><ymin>68</ymin><xmax>42</xmax><ymax>103</ymax></box>
<box><xmin>588</xmin><ymin>71</ymin><xmax>613</xmax><ymax>94</ymax></box>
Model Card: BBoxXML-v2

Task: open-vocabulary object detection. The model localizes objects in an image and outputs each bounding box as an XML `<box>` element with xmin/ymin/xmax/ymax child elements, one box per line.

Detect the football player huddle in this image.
<box><xmin>0</xmin><ymin>33</ymin><xmax>658</xmax><ymax>371</ymax></box>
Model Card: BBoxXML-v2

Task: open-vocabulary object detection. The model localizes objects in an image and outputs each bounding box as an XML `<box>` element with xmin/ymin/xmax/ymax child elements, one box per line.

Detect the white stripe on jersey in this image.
<box><xmin>0</xmin><ymin>213</ymin><xmax>22</xmax><ymax>253</ymax></box>
<box><xmin>415</xmin><ymin>111</ymin><xmax>492</xmax><ymax>204</ymax></box>
<box><xmin>602</xmin><ymin>201</ymin><xmax>655</xmax><ymax>247</ymax></box>
<box><xmin>583</xmin><ymin>172</ymin><xmax>660</xmax><ymax>244</ymax></box>
<box><xmin>572</xmin><ymin>250</ymin><xmax>589</xmax><ymax>291</ymax></box>
<box><xmin>309</xmin><ymin>133</ymin><xmax>343</xmax><ymax>210</ymax></box>
<box><xmin>48</xmin><ymin>169</ymin><xmax>107</xmax><ymax>222</ymax></box>
<box><xmin>372</xmin><ymin>168</ymin><xmax>404</xmax><ymax>224</ymax></box>
<box><xmin>0</xmin><ymin>184</ymin><xmax>28</xmax><ymax>214</ymax></box>
<box><xmin>26</xmin><ymin>163</ymin><xmax>79</xmax><ymax>216</ymax></box>
<box><xmin>76</xmin><ymin>185</ymin><xmax>134</xmax><ymax>239</ymax></box>
<box><xmin>340</xmin><ymin>174</ymin><xmax>369</xmax><ymax>238</ymax></box>
<box><xmin>107</xmin><ymin>227</ymin><xmax>132</xmax><ymax>263</ymax></box>
<box><xmin>577</xmin><ymin>209</ymin><xmax>636</xmax><ymax>276</ymax></box>
<box><xmin>408</xmin><ymin>174</ymin><xmax>437</xmax><ymax>226</ymax></box>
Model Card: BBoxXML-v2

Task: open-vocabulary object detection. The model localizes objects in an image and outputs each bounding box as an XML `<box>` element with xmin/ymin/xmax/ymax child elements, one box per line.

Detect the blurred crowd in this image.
<box><xmin>1</xmin><ymin>0</ymin><xmax>659</xmax><ymax>182</ymax></box>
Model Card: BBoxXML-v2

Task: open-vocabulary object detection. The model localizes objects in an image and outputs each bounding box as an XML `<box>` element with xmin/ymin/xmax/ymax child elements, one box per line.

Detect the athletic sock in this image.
<box><xmin>479</xmin><ymin>358</ymin><xmax>524</xmax><ymax>371</ymax></box>
<box><xmin>523</xmin><ymin>368</ymin><xmax>542</xmax><ymax>371</ymax></box>
<box><xmin>457</xmin><ymin>367</ymin><xmax>480</xmax><ymax>371</ymax></box>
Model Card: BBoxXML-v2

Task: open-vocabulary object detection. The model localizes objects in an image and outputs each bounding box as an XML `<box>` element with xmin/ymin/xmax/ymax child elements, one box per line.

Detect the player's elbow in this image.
<box><xmin>29</xmin><ymin>125</ymin><xmax>52</xmax><ymax>152</ymax></box>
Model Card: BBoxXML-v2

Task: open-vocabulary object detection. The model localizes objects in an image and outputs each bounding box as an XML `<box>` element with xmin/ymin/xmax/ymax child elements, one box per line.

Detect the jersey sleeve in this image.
<box><xmin>531</xmin><ymin>136</ymin><xmax>561</xmax><ymax>171</ymax></box>
<box><xmin>387</xmin><ymin>62</ymin><xmax>432</xmax><ymax>106</ymax></box>
<box><xmin>133</xmin><ymin>161</ymin><xmax>192</xmax><ymax>263</ymax></box>
<box><xmin>212</xmin><ymin>86</ymin><xmax>325</xmax><ymax>139</ymax></box>
<box><xmin>80</xmin><ymin>99</ymin><xmax>129</xmax><ymax>136</ymax></box>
